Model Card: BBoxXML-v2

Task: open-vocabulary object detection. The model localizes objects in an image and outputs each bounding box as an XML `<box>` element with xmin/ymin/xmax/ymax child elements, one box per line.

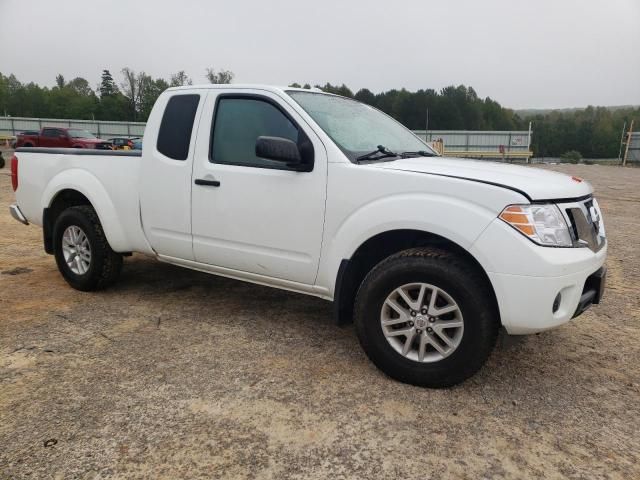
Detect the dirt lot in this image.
<box><xmin>1</xmin><ymin>163</ymin><xmax>639</xmax><ymax>479</ymax></box>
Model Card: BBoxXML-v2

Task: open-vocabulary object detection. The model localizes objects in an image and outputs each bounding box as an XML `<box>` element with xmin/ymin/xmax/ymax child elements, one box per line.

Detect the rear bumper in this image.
<box><xmin>9</xmin><ymin>204</ymin><xmax>29</xmax><ymax>225</ymax></box>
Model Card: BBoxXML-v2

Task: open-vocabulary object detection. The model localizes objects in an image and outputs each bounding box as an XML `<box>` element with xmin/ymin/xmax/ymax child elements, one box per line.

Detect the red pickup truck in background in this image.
<box><xmin>15</xmin><ymin>127</ymin><xmax>112</xmax><ymax>149</ymax></box>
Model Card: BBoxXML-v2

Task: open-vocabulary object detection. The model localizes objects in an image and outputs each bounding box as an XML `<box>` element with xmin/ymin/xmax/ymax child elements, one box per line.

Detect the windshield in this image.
<box><xmin>286</xmin><ymin>91</ymin><xmax>435</xmax><ymax>161</ymax></box>
<box><xmin>67</xmin><ymin>129</ymin><xmax>96</xmax><ymax>139</ymax></box>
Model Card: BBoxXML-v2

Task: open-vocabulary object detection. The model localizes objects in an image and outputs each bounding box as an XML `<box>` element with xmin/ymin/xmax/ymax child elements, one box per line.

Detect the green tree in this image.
<box><xmin>120</xmin><ymin>67</ymin><xmax>139</xmax><ymax>120</ymax></box>
<box><xmin>138</xmin><ymin>76</ymin><xmax>169</xmax><ymax>120</ymax></box>
<box><xmin>170</xmin><ymin>71</ymin><xmax>192</xmax><ymax>87</ymax></box>
<box><xmin>66</xmin><ymin>77</ymin><xmax>94</xmax><ymax>97</ymax></box>
<box><xmin>99</xmin><ymin>70</ymin><xmax>118</xmax><ymax>97</ymax></box>
<box><xmin>354</xmin><ymin>88</ymin><xmax>376</xmax><ymax>106</ymax></box>
<box><xmin>96</xmin><ymin>92</ymin><xmax>130</xmax><ymax>121</ymax></box>
<box><xmin>205</xmin><ymin>68</ymin><xmax>234</xmax><ymax>84</ymax></box>
<box><xmin>317</xmin><ymin>83</ymin><xmax>353</xmax><ymax>97</ymax></box>
<box><xmin>55</xmin><ymin>74</ymin><xmax>65</xmax><ymax>89</ymax></box>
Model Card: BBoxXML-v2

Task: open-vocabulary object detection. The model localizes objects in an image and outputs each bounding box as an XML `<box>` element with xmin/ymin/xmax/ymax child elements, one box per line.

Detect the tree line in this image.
<box><xmin>301</xmin><ymin>82</ymin><xmax>639</xmax><ymax>159</ymax></box>
<box><xmin>1</xmin><ymin>70</ymin><xmax>637</xmax><ymax>158</ymax></box>
<box><xmin>0</xmin><ymin>68</ymin><xmax>233</xmax><ymax>123</ymax></box>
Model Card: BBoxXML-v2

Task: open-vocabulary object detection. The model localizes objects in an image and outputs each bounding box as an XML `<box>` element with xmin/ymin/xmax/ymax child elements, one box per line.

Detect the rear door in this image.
<box><xmin>139</xmin><ymin>91</ymin><xmax>205</xmax><ymax>260</ymax></box>
<box><xmin>190</xmin><ymin>89</ymin><xmax>327</xmax><ymax>285</ymax></box>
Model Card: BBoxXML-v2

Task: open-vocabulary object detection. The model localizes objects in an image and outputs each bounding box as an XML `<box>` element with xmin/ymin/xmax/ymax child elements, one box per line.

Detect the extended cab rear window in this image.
<box><xmin>157</xmin><ymin>94</ymin><xmax>200</xmax><ymax>160</ymax></box>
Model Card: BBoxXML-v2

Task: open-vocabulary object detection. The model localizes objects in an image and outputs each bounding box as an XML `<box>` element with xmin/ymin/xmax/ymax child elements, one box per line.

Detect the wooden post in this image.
<box><xmin>617</xmin><ymin>121</ymin><xmax>627</xmax><ymax>164</ymax></box>
<box><xmin>527</xmin><ymin>121</ymin><xmax>532</xmax><ymax>164</ymax></box>
<box><xmin>622</xmin><ymin>120</ymin><xmax>634</xmax><ymax>167</ymax></box>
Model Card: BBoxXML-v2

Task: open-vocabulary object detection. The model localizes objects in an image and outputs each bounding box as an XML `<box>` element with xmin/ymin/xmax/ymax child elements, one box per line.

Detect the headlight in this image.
<box><xmin>499</xmin><ymin>204</ymin><xmax>572</xmax><ymax>247</ymax></box>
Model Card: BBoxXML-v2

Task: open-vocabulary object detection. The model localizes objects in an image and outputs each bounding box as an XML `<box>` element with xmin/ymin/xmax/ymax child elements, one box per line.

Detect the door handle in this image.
<box><xmin>194</xmin><ymin>178</ymin><xmax>221</xmax><ymax>187</ymax></box>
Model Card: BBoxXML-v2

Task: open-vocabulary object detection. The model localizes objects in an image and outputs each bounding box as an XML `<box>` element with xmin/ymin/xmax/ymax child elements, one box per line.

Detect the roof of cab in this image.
<box><xmin>165</xmin><ymin>84</ymin><xmax>326</xmax><ymax>94</ymax></box>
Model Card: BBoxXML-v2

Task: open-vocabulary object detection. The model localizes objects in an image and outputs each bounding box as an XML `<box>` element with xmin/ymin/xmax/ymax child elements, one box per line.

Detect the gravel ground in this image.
<box><xmin>1</xmin><ymin>164</ymin><xmax>639</xmax><ymax>479</ymax></box>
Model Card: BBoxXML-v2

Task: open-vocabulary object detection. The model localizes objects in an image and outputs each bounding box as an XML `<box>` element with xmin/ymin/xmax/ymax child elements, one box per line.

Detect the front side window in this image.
<box><xmin>287</xmin><ymin>91</ymin><xmax>435</xmax><ymax>161</ymax></box>
<box><xmin>157</xmin><ymin>94</ymin><xmax>200</xmax><ymax>161</ymax></box>
<box><xmin>210</xmin><ymin>97</ymin><xmax>300</xmax><ymax>169</ymax></box>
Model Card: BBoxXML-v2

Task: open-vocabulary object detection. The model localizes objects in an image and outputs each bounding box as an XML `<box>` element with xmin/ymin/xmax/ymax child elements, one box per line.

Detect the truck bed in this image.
<box><xmin>14</xmin><ymin>147</ymin><xmax>152</xmax><ymax>254</ymax></box>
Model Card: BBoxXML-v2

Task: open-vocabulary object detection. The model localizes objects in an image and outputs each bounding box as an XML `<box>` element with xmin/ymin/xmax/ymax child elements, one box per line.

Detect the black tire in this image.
<box><xmin>354</xmin><ymin>247</ymin><xmax>499</xmax><ymax>388</ymax></box>
<box><xmin>53</xmin><ymin>205</ymin><xmax>123</xmax><ymax>291</ymax></box>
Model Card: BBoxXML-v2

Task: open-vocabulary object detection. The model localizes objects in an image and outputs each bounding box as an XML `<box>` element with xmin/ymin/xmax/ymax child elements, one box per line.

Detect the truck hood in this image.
<box><xmin>371</xmin><ymin>156</ymin><xmax>593</xmax><ymax>201</ymax></box>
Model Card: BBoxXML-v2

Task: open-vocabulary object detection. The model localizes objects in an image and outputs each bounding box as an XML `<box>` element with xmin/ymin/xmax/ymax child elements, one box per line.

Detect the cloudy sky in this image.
<box><xmin>1</xmin><ymin>0</ymin><xmax>638</xmax><ymax>109</ymax></box>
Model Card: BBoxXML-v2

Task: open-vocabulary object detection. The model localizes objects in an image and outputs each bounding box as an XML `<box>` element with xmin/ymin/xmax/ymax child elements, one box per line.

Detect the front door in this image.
<box><xmin>191</xmin><ymin>90</ymin><xmax>327</xmax><ymax>285</ymax></box>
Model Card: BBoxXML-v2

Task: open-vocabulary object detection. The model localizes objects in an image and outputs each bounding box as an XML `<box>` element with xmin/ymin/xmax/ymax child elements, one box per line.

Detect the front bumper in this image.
<box><xmin>9</xmin><ymin>204</ymin><xmax>29</xmax><ymax>225</ymax></box>
<box><xmin>572</xmin><ymin>266</ymin><xmax>606</xmax><ymax>319</ymax></box>
<box><xmin>471</xmin><ymin>217</ymin><xmax>607</xmax><ymax>334</ymax></box>
<box><xmin>487</xmin><ymin>261</ymin><xmax>606</xmax><ymax>334</ymax></box>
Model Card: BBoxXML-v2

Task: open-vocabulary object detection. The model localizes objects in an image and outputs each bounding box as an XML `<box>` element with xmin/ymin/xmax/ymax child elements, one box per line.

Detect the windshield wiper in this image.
<box><xmin>399</xmin><ymin>150</ymin><xmax>438</xmax><ymax>158</ymax></box>
<box><xmin>356</xmin><ymin>145</ymin><xmax>398</xmax><ymax>162</ymax></box>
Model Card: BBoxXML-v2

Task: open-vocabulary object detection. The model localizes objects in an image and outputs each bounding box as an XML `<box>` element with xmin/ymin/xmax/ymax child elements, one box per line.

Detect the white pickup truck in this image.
<box><xmin>9</xmin><ymin>85</ymin><xmax>607</xmax><ymax>387</ymax></box>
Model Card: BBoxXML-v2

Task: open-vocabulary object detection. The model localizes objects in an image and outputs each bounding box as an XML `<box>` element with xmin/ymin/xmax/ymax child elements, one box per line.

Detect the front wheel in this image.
<box><xmin>53</xmin><ymin>205</ymin><xmax>123</xmax><ymax>291</ymax></box>
<box><xmin>354</xmin><ymin>247</ymin><xmax>499</xmax><ymax>388</ymax></box>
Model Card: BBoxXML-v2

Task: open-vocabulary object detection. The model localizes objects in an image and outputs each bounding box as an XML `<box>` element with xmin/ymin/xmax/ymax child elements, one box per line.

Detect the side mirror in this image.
<box><xmin>59</xmin><ymin>134</ymin><xmax>66</xmax><ymax>139</ymax></box>
<box><xmin>255</xmin><ymin>136</ymin><xmax>301</xmax><ymax>166</ymax></box>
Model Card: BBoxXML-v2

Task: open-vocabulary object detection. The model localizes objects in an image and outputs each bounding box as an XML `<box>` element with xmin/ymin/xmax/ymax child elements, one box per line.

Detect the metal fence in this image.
<box><xmin>0</xmin><ymin>116</ymin><xmax>146</xmax><ymax>139</ymax></box>
<box><xmin>1</xmin><ymin>115</ymin><xmax>534</xmax><ymax>162</ymax></box>
<box><xmin>413</xmin><ymin>129</ymin><xmax>533</xmax><ymax>161</ymax></box>
<box><xmin>624</xmin><ymin>132</ymin><xmax>640</xmax><ymax>164</ymax></box>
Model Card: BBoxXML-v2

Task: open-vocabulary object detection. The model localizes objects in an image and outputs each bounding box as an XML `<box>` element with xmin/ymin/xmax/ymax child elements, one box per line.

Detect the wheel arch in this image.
<box><xmin>42</xmin><ymin>170</ymin><xmax>129</xmax><ymax>253</ymax></box>
<box><xmin>43</xmin><ymin>189</ymin><xmax>92</xmax><ymax>253</ymax></box>
<box><xmin>333</xmin><ymin>229</ymin><xmax>500</xmax><ymax>326</ymax></box>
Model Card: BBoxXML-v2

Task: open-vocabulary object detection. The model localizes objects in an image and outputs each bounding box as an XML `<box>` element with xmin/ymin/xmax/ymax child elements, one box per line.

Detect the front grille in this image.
<box><xmin>95</xmin><ymin>143</ymin><xmax>112</xmax><ymax>150</ymax></box>
<box><xmin>562</xmin><ymin>197</ymin><xmax>606</xmax><ymax>252</ymax></box>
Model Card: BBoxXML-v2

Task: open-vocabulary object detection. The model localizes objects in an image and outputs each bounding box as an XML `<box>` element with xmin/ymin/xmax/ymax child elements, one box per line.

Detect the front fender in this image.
<box><xmin>318</xmin><ymin>193</ymin><xmax>498</xmax><ymax>297</ymax></box>
<box><xmin>42</xmin><ymin>169</ymin><xmax>130</xmax><ymax>252</ymax></box>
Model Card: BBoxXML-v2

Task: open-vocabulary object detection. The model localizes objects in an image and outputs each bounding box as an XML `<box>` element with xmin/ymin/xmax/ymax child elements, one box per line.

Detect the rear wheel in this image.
<box><xmin>354</xmin><ymin>247</ymin><xmax>498</xmax><ymax>388</ymax></box>
<box><xmin>53</xmin><ymin>205</ymin><xmax>122</xmax><ymax>291</ymax></box>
